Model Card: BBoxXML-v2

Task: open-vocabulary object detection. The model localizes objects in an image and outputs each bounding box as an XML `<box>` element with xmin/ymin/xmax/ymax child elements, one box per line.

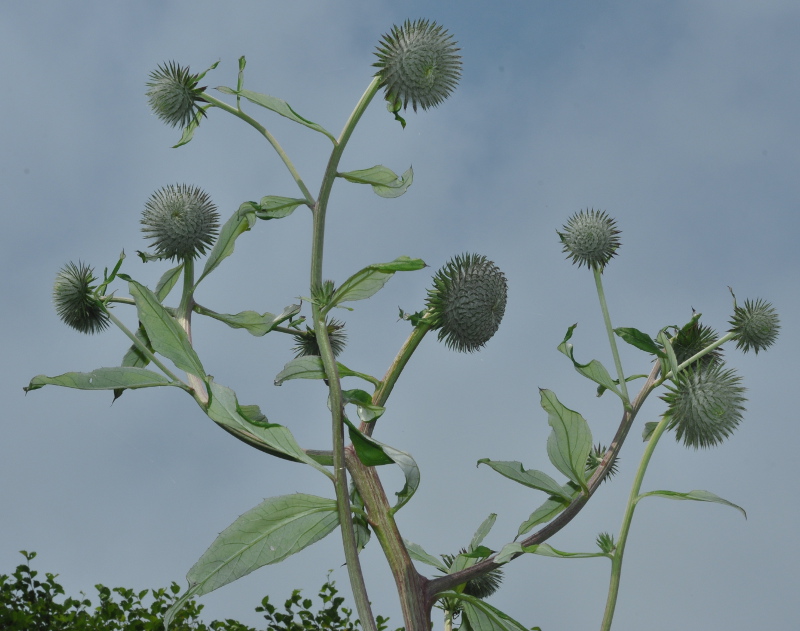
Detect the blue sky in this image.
<box><xmin>2</xmin><ymin>2</ymin><xmax>798</xmax><ymax>629</ymax></box>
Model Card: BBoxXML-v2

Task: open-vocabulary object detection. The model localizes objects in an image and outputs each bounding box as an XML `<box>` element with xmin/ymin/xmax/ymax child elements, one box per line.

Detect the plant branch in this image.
<box><xmin>594</xmin><ymin>266</ymin><xmax>630</xmax><ymax>404</ymax></box>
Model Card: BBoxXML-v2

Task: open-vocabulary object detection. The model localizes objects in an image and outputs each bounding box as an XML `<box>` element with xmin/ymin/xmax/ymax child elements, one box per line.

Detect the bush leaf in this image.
<box><xmin>638</xmin><ymin>489</ymin><xmax>746</xmax><ymax>518</ymax></box>
<box><xmin>558</xmin><ymin>324</ymin><xmax>623</xmax><ymax>400</ymax></box>
<box><xmin>24</xmin><ymin>367</ymin><xmax>174</xmax><ymax>393</ymax></box>
<box><xmin>477</xmin><ymin>459</ymin><xmax>573</xmax><ymax>502</ymax></box>
<box><xmin>541</xmin><ymin>389</ymin><xmax>592</xmax><ymax>493</ymax></box>
<box><xmin>197</xmin><ymin>205</ymin><xmax>257</xmax><ymax>285</ymax></box>
<box><xmin>338</xmin><ymin>165</ymin><xmax>413</xmax><ymax>198</ymax></box>
<box><xmin>194</xmin><ymin>304</ymin><xmax>300</xmax><ymax>337</ymax></box>
<box><xmin>327</xmin><ymin>256</ymin><xmax>425</xmax><ymax>311</ymax></box>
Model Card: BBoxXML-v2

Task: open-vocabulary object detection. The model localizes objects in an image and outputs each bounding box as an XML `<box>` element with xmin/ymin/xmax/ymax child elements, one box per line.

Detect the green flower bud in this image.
<box><xmin>672</xmin><ymin>320</ymin><xmax>722</xmax><ymax>369</ymax></box>
<box><xmin>146</xmin><ymin>61</ymin><xmax>207</xmax><ymax>128</ymax></box>
<box><xmin>52</xmin><ymin>262</ymin><xmax>110</xmax><ymax>334</ymax></box>
<box><xmin>292</xmin><ymin>319</ymin><xmax>347</xmax><ymax>358</ymax></box>
<box><xmin>558</xmin><ymin>209</ymin><xmax>621</xmax><ymax>270</ymax></box>
<box><xmin>373</xmin><ymin>19</ymin><xmax>462</xmax><ymax>112</ymax></box>
<box><xmin>728</xmin><ymin>297</ymin><xmax>780</xmax><ymax>354</ymax></box>
<box><xmin>426</xmin><ymin>253</ymin><xmax>508</xmax><ymax>353</ymax></box>
<box><xmin>441</xmin><ymin>549</ymin><xmax>503</xmax><ymax>600</ymax></box>
<box><xmin>662</xmin><ymin>364</ymin><xmax>747</xmax><ymax>449</ymax></box>
<box><xmin>596</xmin><ymin>532</ymin><xmax>617</xmax><ymax>555</ymax></box>
<box><xmin>141</xmin><ymin>184</ymin><xmax>219</xmax><ymax>261</ymax></box>
<box><xmin>586</xmin><ymin>444</ymin><xmax>618</xmax><ymax>482</ymax></box>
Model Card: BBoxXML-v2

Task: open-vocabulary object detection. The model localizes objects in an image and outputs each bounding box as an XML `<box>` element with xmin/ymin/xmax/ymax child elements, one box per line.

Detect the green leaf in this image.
<box><xmin>114</xmin><ymin>325</ymin><xmax>155</xmax><ymax>401</ymax></box>
<box><xmin>658</xmin><ymin>329</ymin><xmax>681</xmax><ymax>379</ymax></box>
<box><xmin>341</xmin><ymin>389</ymin><xmax>385</xmax><ymax>424</ymax></box>
<box><xmin>520</xmin><ymin>542</ymin><xmax>609</xmax><ymax>560</ymax></box>
<box><xmin>642</xmin><ymin>421</ymin><xmax>658</xmax><ymax>442</ymax></box>
<box><xmin>273</xmin><ymin>355</ymin><xmax>373</xmax><ymax>386</ymax></box>
<box><xmin>541</xmin><ymin>389</ymin><xmax>592</xmax><ymax>493</ymax></box>
<box><xmin>205</xmin><ymin>380</ymin><xmax>330</xmax><ymax>476</ymax></box>
<box><xmin>197</xmin><ymin>204</ymin><xmax>257</xmax><ymax>285</ymax></box>
<box><xmin>194</xmin><ymin>304</ymin><xmax>301</xmax><ymax>337</ymax></box>
<box><xmin>338</xmin><ymin>165</ymin><xmax>414</xmax><ymax>198</ymax></box>
<box><xmin>516</xmin><ymin>481</ymin><xmax>580</xmax><ymax>538</ymax></box>
<box><xmin>342</xmin><ymin>417</ymin><xmax>419</xmax><ymax>512</ymax></box>
<box><xmin>469</xmin><ymin>514</ymin><xmax>497</xmax><ymax>552</ymax></box>
<box><xmin>252</xmin><ymin>195</ymin><xmax>307</xmax><ymax>220</ymax></box>
<box><xmin>128</xmin><ymin>281</ymin><xmax>206</xmax><ymax>378</ymax></box>
<box><xmin>24</xmin><ymin>367</ymin><xmax>174</xmax><ymax>393</ymax></box>
<box><xmin>558</xmin><ymin>324</ymin><xmax>624</xmax><ymax>400</ymax></box>
<box><xmin>165</xmin><ymin>494</ymin><xmax>338</xmax><ymax>629</ymax></box>
<box><xmin>155</xmin><ymin>264</ymin><xmax>184</xmax><ymax>301</ymax></box>
<box><xmin>350</xmin><ymin>484</ymin><xmax>371</xmax><ymax>554</ymax></box>
<box><xmin>477</xmin><ymin>459</ymin><xmax>573</xmax><ymax>502</ymax></box>
<box><xmin>403</xmin><ymin>539</ymin><xmax>449</xmax><ymax>573</ymax></box>
<box><xmin>173</xmin><ymin>104</ymin><xmax>210</xmax><ymax>148</ymax></box>
<box><xmin>327</xmin><ymin>256</ymin><xmax>426</xmax><ymax>311</ymax></box>
<box><xmin>438</xmin><ymin>592</ymin><xmax>530</xmax><ymax>631</ymax></box>
<box><xmin>218</xmin><ymin>86</ymin><xmax>336</xmax><ymax>143</ymax></box>
<box><xmin>614</xmin><ymin>327</ymin><xmax>665</xmax><ymax>357</ymax></box>
<box><xmin>637</xmin><ymin>489</ymin><xmax>746</xmax><ymax>519</ymax></box>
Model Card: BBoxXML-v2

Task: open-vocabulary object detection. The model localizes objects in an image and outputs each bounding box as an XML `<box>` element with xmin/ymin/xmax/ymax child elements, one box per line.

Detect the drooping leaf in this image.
<box><xmin>350</xmin><ymin>484</ymin><xmax>371</xmax><ymax>553</ymax></box>
<box><xmin>404</xmin><ymin>539</ymin><xmax>449</xmax><ymax>573</ymax></box>
<box><xmin>438</xmin><ymin>592</ymin><xmax>530</xmax><ymax>631</ymax></box>
<box><xmin>642</xmin><ymin>421</ymin><xmax>659</xmax><ymax>442</ymax></box>
<box><xmin>165</xmin><ymin>494</ymin><xmax>338</xmax><ymax>629</ymax></box>
<box><xmin>515</xmin><ymin>481</ymin><xmax>580</xmax><ymax>538</ymax></box>
<box><xmin>273</xmin><ymin>356</ymin><xmax>374</xmax><ymax>386</ymax></box>
<box><xmin>252</xmin><ymin>195</ymin><xmax>307</xmax><ymax>220</ymax></box>
<box><xmin>342</xmin><ymin>417</ymin><xmax>419</xmax><ymax>512</ymax></box>
<box><xmin>173</xmin><ymin>104</ymin><xmax>210</xmax><ymax>148</ymax></box>
<box><xmin>338</xmin><ymin>165</ymin><xmax>414</xmax><ymax>198</ymax></box>
<box><xmin>128</xmin><ymin>281</ymin><xmax>206</xmax><ymax>378</ymax></box>
<box><xmin>541</xmin><ymin>389</ymin><xmax>592</xmax><ymax>493</ymax></box>
<box><xmin>24</xmin><ymin>367</ymin><xmax>175</xmax><ymax>393</ymax></box>
<box><xmin>327</xmin><ymin>256</ymin><xmax>426</xmax><ymax>311</ymax></box>
<box><xmin>217</xmin><ymin>86</ymin><xmax>336</xmax><ymax>143</ymax></box>
<box><xmin>637</xmin><ymin>489</ymin><xmax>746</xmax><ymax>518</ymax></box>
<box><xmin>197</xmin><ymin>205</ymin><xmax>257</xmax><ymax>285</ymax></box>
<box><xmin>614</xmin><ymin>327</ymin><xmax>664</xmax><ymax>357</ymax></box>
<box><xmin>477</xmin><ymin>459</ymin><xmax>573</xmax><ymax>502</ymax></box>
<box><xmin>519</xmin><ymin>542</ymin><xmax>609</xmax><ymax>560</ymax></box>
<box><xmin>341</xmin><ymin>388</ymin><xmax>385</xmax><ymax>423</ymax></box>
<box><xmin>194</xmin><ymin>303</ymin><xmax>300</xmax><ymax>337</ymax></box>
<box><xmin>206</xmin><ymin>380</ymin><xmax>330</xmax><ymax>476</ymax></box>
<box><xmin>558</xmin><ymin>324</ymin><xmax>624</xmax><ymax>400</ymax></box>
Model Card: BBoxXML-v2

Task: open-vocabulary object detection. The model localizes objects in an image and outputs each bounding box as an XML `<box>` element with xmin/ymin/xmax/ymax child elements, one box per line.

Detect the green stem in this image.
<box><xmin>654</xmin><ymin>331</ymin><xmax>736</xmax><ymax>386</ymax></box>
<box><xmin>600</xmin><ymin>414</ymin><xmax>670</xmax><ymax>631</ymax></box>
<box><xmin>593</xmin><ymin>266</ymin><xmax>630</xmax><ymax>404</ymax></box>
<box><xmin>201</xmin><ymin>94</ymin><xmax>315</xmax><ymax>206</ymax></box>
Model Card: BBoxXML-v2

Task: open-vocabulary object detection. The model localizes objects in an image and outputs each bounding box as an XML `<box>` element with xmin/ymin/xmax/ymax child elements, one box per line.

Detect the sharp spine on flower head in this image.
<box><xmin>146</xmin><ymin>61</ymin><xmax>208</xmax><ymax>129</ymax></box>
<box><xmin>558</xmin><ymin>209</ymin><xmax>622</xmax><ymax>271</ymax></box>
<box><xmin>52</xmin><ymin>261</ymin><xmax>110</xmax><ymax>334</ymax></box>
<box><xmin>728</xmin><ymin>295</ymin><xmax>780</xmax><ymax>354</ymax></box>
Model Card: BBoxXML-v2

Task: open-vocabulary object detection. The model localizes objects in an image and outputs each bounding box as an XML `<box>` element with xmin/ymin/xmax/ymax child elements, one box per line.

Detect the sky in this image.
<box><xmin>2</xmin><ymin>2</ymin><xmax>798</xmax><ymax>629</ymax></box>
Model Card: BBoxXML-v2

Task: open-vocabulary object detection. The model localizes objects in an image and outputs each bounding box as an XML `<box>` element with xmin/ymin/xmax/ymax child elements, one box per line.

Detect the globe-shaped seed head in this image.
<box><xmin>52</xmin><ymin>261</ymin><xmax>110</xmax><ymax>334</ymax></box>
<box><xmin>373</xmin><ymin>19</ymin><xmax>462</xmax><ymax>112</ymax></box>
<box><xmin>728</xmin><ymin>297</ymin><xmax>780</xmax><ymax>354</ymax></box>
<box><xmin>426</xmin><ymin>253</ymin><xmax>508</xmax><ymax>353</ymax></box>
<box><xmin>672</xmin><ymin>320</ymin><xmax>722</xmax><ymax>369</ymax></box>
<box><xmin>558</xmin><ymin>209</ymin><xmax>621</xmax><ymax>270</ymax></box>
<box><xmin>141</xmin><ymin>184</ymin><xmax>219</xmax><ymax>261</ymax></box>
<box><xmin>146</xmin><ymin>61</ymin><xmax>207</xmax><ymax>128</ymax></box>
<box><xmin>661</xmin><ymin>364</ymin><xmax>747</xmax><ymax>449</ymax></box>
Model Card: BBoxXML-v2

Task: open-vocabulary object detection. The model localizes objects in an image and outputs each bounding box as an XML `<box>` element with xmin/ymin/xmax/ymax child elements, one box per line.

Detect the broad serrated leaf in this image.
<box><xmin>128</xmin><ymin>281</ymin><xmax>205</xmax><ymax>379</ymax></box>
<box><xmin>541</xmin><ymin>389</ymin><xmax>592</xmax><ymax>492</ymax></box>
<box><xmin>404</xmin><ymin>539</ymin><xmax>449</xmax><ymax>573</ymax></box>
<box><xmin>327</xmin><ymin>256</ymin><xmax>426</xmax><ymax>310</ymax></box>
<box><xmin>165</xmin><ymin>494</ymin><xmax>338</xmax><ymax>629</ymax></box>
<box><xmin>338</xmin><ymin>165</ymin><xmax>413</xmax><ymax>198</ymax></box>
<box><xmin>614</xmin><ymin>327</ymin><xmax>665</xmax><ymax>357</ymax></box>
<box><xmin>195</xmin><ymin>304</ymin><xmax>300</xmax><ymax>337</ymax></box>
<box><xmin>638</xmin><ymin>489</ymin><xmax>746</xmax><ymax>518</ymax></box>
<box><xmin>217</xmin><ymin>86</ymin><xmax>336</xmax><ymax>142</ymax></box>
<box><xmin>342</xmin><ymin>417</ymin><xmax>419</xmax><ymax>512</ymax></box>
<box><xmin>197</xmin><ymin>205</ymin><xmax>257</xmax><ymax>285</ymax></box>
<box><xmin>558</xmin><ymin>324</ymin><xmax>624</xmax><ymax>400</ymax></box>
<box><xmin>24</xmin><ymin>367</ymin><xmax>174</xmax><ymax>393</ymax></box>
<box><xmin>477</xmin><ymin>459</ymin><xmax>573</xmax><ymax>502</ymax></box>
<box><xmin>253</xmin><ymin>195</ymin><xmax>307</xmax><ymax>220</ymax></box>
<box><xmin>206</xmin><ymin>380</ymin><xmax>330</xmax><ymax>476</ymax></box>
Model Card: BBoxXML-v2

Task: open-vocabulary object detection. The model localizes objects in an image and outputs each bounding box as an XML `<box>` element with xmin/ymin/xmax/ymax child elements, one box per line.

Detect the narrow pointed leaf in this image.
<box><xmin>197</xmin><ymin>205</ymin><xmax>257</xmax><ymax>285</ymax></box>
<box><xmin>541</xmin><ymin>389</ymin><xmax>592</xmax><ymax>491</ymax></box>
<box><xmin>558</xmin><ymin>324</ymin><xmax>624</xmax><ymax>400</ymax></box>
<box><xmin>638</xmin><ymin>489</ymin><xmax>746</xmax><ymax>518</ymax></box>
<box><xmin>165</xmin><ymin>494</ymin><xmax>338</xmax><ymax>629</ymax></box>
<box><xmin>24</xmin><ymin>367</ymin><xmax>173</xmax><ymax>393</ymax></box>
<box><xmin>155</xmin><ymin>264</ymin><xmax>184</xmax><ymax>301</ymax></box>
<box><xmin>404</xmin><ymin>539</ymin><xmax>449</xmax><ymax>573</ymax></box>
<box><xmin>658</xmin><ymin>330</ymin><xmax>681</xmax><ymax>379</ymax></box>
<box><xmin>273</xmin><ymin>356</ymin><xmax>369</xmax><ymax>385</ymax></box>
<box><xmin>253</xmin><ymin>195</ymin><xmax>307</xmax><ymax>220</ymax></box>
<box><xmin>615</xmin><ymin>327</ymin><xmax>664</xmax><ymax>357</ymax></box>
<box><xmin>217</xmin><ymin>86</ymin><xmax>336</xmax><ymax>142</ymax></box>
<box><xmin>338</xmin><ymin>165</ymin><xmax>413</xmax><ymax>198</ymax></box>
<box><xmin>477</xmin><ymin>459</ymin><xmax>573</xmax><ymax>501</ymax></box>
<box><xmin>328</xmin><ymin>256</ymin><xmax>426</xmax><ymax>310</ymax></box>
<box><xmin>516</xmin><ymin>481</ymin><xmax>580</xmax><ymax>538</ymax></box>
<box><xmin>520</xmin><ymin>543</ymin><xmax>609</xmax><ymax>559</ymax></box>
<box><xmin>469</xmin><ymin>514</ymin><xmax>497</xmax><ymax>551</ymax></box>
<box><xmin>173</xmin><ymin>105</ymin><xmax>210</xmax><ymax>148</ymax></box>
<box><xmin>128</xmin><ymin>281</ymin><xmax>205</xmax><ymax>378</ymax></box>
<box><xmin>195</xmin><ymin>303</ymin><xmax>300</xmax><ymax>337</ymax></box>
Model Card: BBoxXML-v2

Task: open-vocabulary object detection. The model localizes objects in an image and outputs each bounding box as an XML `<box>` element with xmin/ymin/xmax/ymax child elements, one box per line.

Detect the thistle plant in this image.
<box><xmin>26</xmin><ymin>20</ymin><xmax>780</xmax><ymax>631</ymax></box>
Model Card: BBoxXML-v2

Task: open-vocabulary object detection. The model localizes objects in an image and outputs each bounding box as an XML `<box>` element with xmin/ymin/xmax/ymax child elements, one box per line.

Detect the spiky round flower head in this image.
<box><xmin>661</xmin><ymin>364</ymin><xmax>747</xmax><ymax>449</ymax></box>
<box><xmin>728</xmin><ymin>297</ymin><xmax>780</xmax><ymax>354</ymax></box>
<box><xmin>426</xmin><ymin>253</ymin><xmax>507</xmax><ymax>353</ymax></box>
<box><xmin>52</xmin><ymin>262</ymin><xmax>110</xmax><ymax>334</ymax></box>
<box><xmin>672</xmin><ymin>320</ymin><xmax>722</xmax><ymax>369</ymax></box>
<box><xmin>292</xmin><ymin>320</ymin><xmax>348</xmax><ymax>358</ymax></box>
<box><xmin>373</xmin><ymin>19</ymin><xmax>462</xmax><ymax>112</ymax></box>
<box><xmin>146</xmin><ymin>61</ymin><xmax>207</xmax><ymax>128</ymax></box>
<box><xmin>141</xmin><ymin>184</ymin><xmax>219</xmax><ymax>261</ymax></box>
<box><xmin>586</xmin><ymin>444</ymin><xmax>619</xmax><ymax>482</ymax></box>
<box><xmin>441</xmin><ymin>549</ymin><xmax>503</xmax><ymax>600</ymax></box>
<box><xmin>558</xmin><ymin>209</ymin><xmax>621</xmax><ymax>270</ymax></box>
